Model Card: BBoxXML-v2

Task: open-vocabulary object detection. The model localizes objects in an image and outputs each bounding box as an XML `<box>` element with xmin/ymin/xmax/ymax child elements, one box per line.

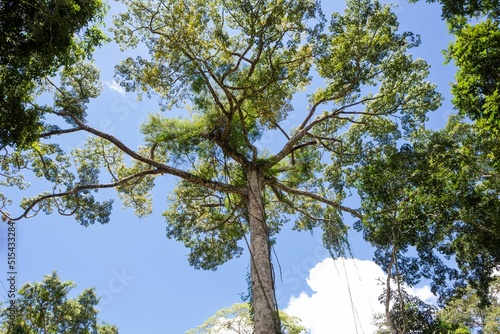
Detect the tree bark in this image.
<box><xmin>385</xmin><ymin>244</ymin><xmax>398</xmax><ymax>334</ymax></box>
<box><xmin>246</xmin><ymin>168</ymin><xmax>280</xmax><ymax>334</ymax></box>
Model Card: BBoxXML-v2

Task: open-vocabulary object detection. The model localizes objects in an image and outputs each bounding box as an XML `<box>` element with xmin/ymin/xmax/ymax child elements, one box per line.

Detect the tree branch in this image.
<box><xmin>288</xmin><ymin>141</ymin><xmax>317</xmax><ymax>155</ymax></box>
<box><xmin>267</xmin><ymin>178</ymin><xmax>362</xmax><ymax>219</ymax></box>
<box><xmin>40</xmin><ymin>126</ymin><xmax>85</xmax><ymax>138</ymax></box>
<box><xmin>270</xmin><ymin>186</ymin><xmax>330</xmax><ymax>223</ymax></box>
<box><xmin>263</xmin><ymin>95</ymin><xmax>382</xmax><ymax>170</ymax></box>
<box><xmin>6</xmin><ymin>169</ymin><xmax>163</xmax><ymax>221</ymax></box>
<box><xmin>54</xmin><ymin>111</ymin><xmax>246</xmax><ymax>196</ymax></box>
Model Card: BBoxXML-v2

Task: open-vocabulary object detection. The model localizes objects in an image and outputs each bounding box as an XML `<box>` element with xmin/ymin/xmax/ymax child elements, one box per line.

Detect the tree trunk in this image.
<box><xmin>246</xmin><ymin>168</ymin><xmax>280</xmax><ymax>334</ymax></box>
<box><xmin>385</xmin><ymin>245</ymin><xmax>397</xmax><ymax>334</ymax></box>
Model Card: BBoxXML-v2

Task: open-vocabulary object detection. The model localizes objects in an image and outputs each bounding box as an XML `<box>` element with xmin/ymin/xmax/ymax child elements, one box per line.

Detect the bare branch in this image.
<box><xmin>273</xmin><ymin>122</ymin><xmax>290</xmax><ymax>141</ymax></box>
<box><xmin>306</xmin><ymin>133</ymin><xmax>342</xmax><ymax>143</ymax></box>
<box><xmin>263</xmin><ymin>95</ymin><xmax>383</xmax><ymax>170</ymax></box>
<box><xmin>40</xmin><ymin>126</ymin><xmax>85</xmax><ymax>138</ymax></box>
<box><xmin>298</xmin><ymin>98</ymin><xmax>326</xmax><ymax>131</ymax></box>
<box><xmin>288</xmin><ymin>141</ymin><xmax>317</xmax><ymax>155</ymax></box>
<box><xmin>267</xmin><ymin>178</ymin><xmax>362</xmax><ymax>219</ymax></box>
<box><xmin>270</xmin><ymin>186</ymin><xmax>330</xmax><ymax>223</ymax></box>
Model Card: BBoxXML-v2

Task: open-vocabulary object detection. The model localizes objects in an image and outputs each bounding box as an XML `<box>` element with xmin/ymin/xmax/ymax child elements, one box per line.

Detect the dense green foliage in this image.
<box><xmin>439</xmin><ymin>276</ymin><xmax>500</xmax><ymax>333</ymax></box>
<box><xmin>351</xmin><ymin>115</ymin><xmax>500</xmax><ymax>305</ymax></box>
<box><xmin>0</xmin><ymin>0</ymin><xmax>108</xmax><ymax>148</ymax></box>
<box><xmin>0</xmin><ymin>272</ymin><xmax>118</xmax><ymax>333</ymax></box>
<box><xmin>446</xmin><ymin>19</ymin><xmax>500</xmax><ymax>134</ymax></box>
<box><xmin>411</xmin><ymin>0</ymin><xmax>500</xmax><ymax>133</ymax></box>
<box><xmin>7</xmin><ymin>0</ymin><xmax>499</xmax><ymax>331</ymax></box>
<box><xmin>354</xmin><ymin>4</ymin><xmax>500</xmax><ymax>329</ymax></box>
<box><xmin>0</xmin><ymin>0</ymin><xmax>442</xmax><ymax>331</ymax></box>
<box><xmin>375</xmin><ymin>277</ymin><xmax>500</xmax><ymax>333</ymax></box>
<box><xmin>374</xmin><ymin>287</ymin><xmax>456</xmax><ymax>334</ymax></box>
<box><xmin>409</xmin><ymin>0</ymin><xmax>500</xmax><ymax>21</ymax></box>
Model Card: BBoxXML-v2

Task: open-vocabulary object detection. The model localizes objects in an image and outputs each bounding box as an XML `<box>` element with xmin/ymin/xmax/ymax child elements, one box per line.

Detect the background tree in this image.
<box><xmin>0</xmin><ymin>0</ymin><xmax>441</xmax><ymax>332</ymax></box>
<box><xmin>439</xmin><ymin>276</ymin><xmax>500</xmax><ymax>334</ymax></box>
<box><xmin>186</xmin><ymin>303</ymin><xmax>307</xmax><ymax>334</ymax></box>
<box><xmin>373</xmin><ymin>285</ymin><xmax>460</xmax><ymax>334</ymax></box>
<box><xmin>398</xmin><ymin>0</ymin><xmax>500</xmax><ymax>330</ymax></box>
<box><xmin>409</xmin><ymin>0</ymin><xmax>500</xmax><ymax>134</ymax></box>
<box><xmin>408</xmin><ymin>0</ymin><xmax>500</xmax><ymax>21</ymax></box>
<box><xmin>445</xmin><ymin>19</ymin><xmax>500</xmax><ymax>134</ymax></box>
<box><xmin>0</xmin><ymin>271</ymin><xmax>118</xmax><ymax>333</ymax></box>
<box><xmin>350</xmin><ymin>115</ymin><xmax>500</xmax><ymax>331</ymax></box>
<box><xmin>0</xmin><ymin>0</ymin><xmax>108</xmax><ymax>148</ymax></box>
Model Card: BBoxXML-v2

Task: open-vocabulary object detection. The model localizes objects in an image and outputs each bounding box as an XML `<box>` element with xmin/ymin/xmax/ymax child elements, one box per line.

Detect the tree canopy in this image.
<box><xmin>409</xmin><ymin>0</ymin><xmax>500</xmax><ymax>21</ymax></box>
<box><xmin>0</xmin><ymin>0</ymin><xmax>108</xmax><ymax>148</ymax></box>
<box><xmin>352</xmin><ymin>3</ymin><xmax>500</xmax><ymax>323</ymax></box>
<box><xmin>5</xmin><ymin>0</ymin><xmax>498</xmax><ymax>332</ymax></box>
<box><xmin>0</xmin><ymin>272</ymin><xmax>118</xmax><ymax>333</ymax></box>
<box><xmin>375</xmin><ymin>276</ymin><xmax>500</xmax><ymax>333</ymax></box>
<box><xmin>411</xmin><ymin>0</ymin><xmax>500</xmax><ymax>134</ymax></box>
<box><xmin>351</xmin><ymin>114</ymin><xmax>500</xmax><ymax>306</ymax></box>
<box><xmin>446</xmin><ymin>19</ymin><xmax>500</xmax><ymax>134</ymax></box>
<box><xmin>439</xmin><ymin>276</ymin><xmax>500</xmax><ymax>334</ymax></box>
<box><xmin>0</xmin><ymin>0</ymin><xmax>444</xmax><ymax>331</ymax></box>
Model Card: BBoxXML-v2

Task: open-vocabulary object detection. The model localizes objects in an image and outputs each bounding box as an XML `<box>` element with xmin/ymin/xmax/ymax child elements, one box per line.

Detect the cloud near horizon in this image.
<box><xmin>285</xmin><ymin>258</ymin><xmax>436</xmax><ymax>334</ymax></box>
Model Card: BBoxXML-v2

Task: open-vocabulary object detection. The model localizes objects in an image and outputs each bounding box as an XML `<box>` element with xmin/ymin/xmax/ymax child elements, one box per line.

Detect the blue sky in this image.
<box><xmin>0</xmin><ymin>0</ymin><xmax>455</xmax><ymax>333</ymax></box>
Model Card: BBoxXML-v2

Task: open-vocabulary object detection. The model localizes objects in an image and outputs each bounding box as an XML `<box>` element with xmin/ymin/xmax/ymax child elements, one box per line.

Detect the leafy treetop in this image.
<box><xmin>0</xmin><ymin>271</ymin><xmax>118</xmax><ymax>334</ymax></box>
<box><xmin>0</xmin><ymin>0</ymin><xmax>108</xmax><ymax>148</ymax></box>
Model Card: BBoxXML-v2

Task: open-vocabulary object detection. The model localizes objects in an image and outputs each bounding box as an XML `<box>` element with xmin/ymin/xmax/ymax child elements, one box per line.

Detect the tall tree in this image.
<box><xmin>0</xmin><ymin>0</ymin><xmax>441</xmax><ymax>332</ymax></box>
<box><xmin>0</xmin><ymin>272</ymin><xmax>118</xmax><ymax>333</ymax></box>
<box><xmin>0</xmin><ymin>0</ymin><xmax>108</xmax><ymax>148</ymax></box>
<box><xmin>350</xmin><ymin>114</ymin><xmax>500</xmax><ymax>331</ymax></box>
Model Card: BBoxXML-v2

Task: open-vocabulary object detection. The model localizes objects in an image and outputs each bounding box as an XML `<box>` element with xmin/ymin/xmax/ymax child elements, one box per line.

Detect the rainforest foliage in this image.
<box><xmin>0</xmin><ymin>0</ymin><xmax>498</xmax><ymax>332</ymax></box>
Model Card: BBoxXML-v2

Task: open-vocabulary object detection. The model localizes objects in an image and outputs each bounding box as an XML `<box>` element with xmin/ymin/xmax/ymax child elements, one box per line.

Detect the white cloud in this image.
<box><xmin>408</xmin><ymin>285</ymin><xmax>438</xmax><ymax>305</ymax></box>
<box><xmin>285</xmin><ymin>258</ymin><xmax>435</xmax><ymax>334</ymax></box>
<box><xmin>106</xmin><ymin>80</ymin><xmax>126</xmax><ymax>95</ymax></box>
